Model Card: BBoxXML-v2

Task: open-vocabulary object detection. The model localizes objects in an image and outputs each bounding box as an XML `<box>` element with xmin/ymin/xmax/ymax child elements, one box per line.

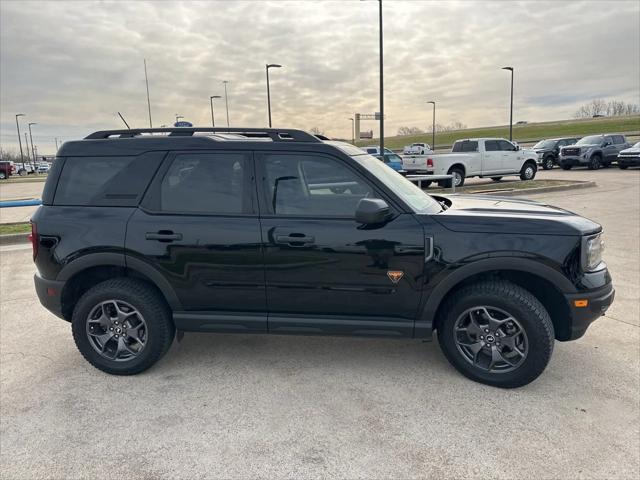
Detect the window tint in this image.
<box><xmin>263</xmin><ymin>154</ymin><xmax>374</xmax><ymax>216</ymax></box>
<box><xmin>452</xmin><ymin>141</ymin><xmax>478</xmax><ymax>152</ymax></box>
<box><xmin>484</xmin><ymin>140</ymin><xmax>500</xmax><ymax>152</ymax></box>
<box><xmin>612</xmin><ymin>135</ymin><xmax>625</xmax><ymax>144</ymax></box>
<box><xmin>54</xmin><ymin>153</ymin><xmax>163</xmax><ymax>206</ymax></box>
<box><xmin>498</xmin><ymin>140</ymin><xmax>516</xmax><ymax>151</ymax></box>
<box><xmin>160</xmin><ymin>153</ymin><xmax>247</xmax><ymax>214</ymax></box>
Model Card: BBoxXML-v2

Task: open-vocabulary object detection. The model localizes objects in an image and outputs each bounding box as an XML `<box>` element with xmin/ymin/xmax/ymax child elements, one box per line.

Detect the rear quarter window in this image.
<box><xmin>53</xmin><ymin>152</ymin><xmax>165</xmax><ymax>206</ymax></box>
<box><xmin>452</xmin><ymin>141</ymin><xmax>478</xmax><ymax>152</ymax></box>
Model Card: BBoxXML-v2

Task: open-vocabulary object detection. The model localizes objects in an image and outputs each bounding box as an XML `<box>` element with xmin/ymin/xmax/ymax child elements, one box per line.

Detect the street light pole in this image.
<box><xmin>222</xmin><ymin>80</ymin><xmax>230</xmax><ymax>127</ymax></box>
<box><xmin>349</xmin><ymin>118</ymin><xmax>355</xmax><ymax>144</ymax></box>
<box><xmin>28</xmin><ymin>123</ymin><xmax>37</xmax><ymax>166</ymax></box>
<box><xmin>144</xmin><ymin>58</ymin><xmax>153</xmax><ymax>127</ymax></box>
<box><xmin>265</xmin><ymin>64</ymin><xmax>282</xmax><ymax>128</ymax></box>
<box><xmin>502</xmin><ymin>66</ymin><xmax>514</xmax><ymax>141</ymax></box>
<box><xmin>210</xmin><ymin>95</ymin><xmax>221</xmax><ymax>127</ymax></box>
<box><xmin>15</xmin><ymin>113</ymin><xmax>25</xmax><ymax>165</ymax></box>
<box><xmin>378</xmin><ymin>0</ymin><xmax>384</xmax><ymax>154</ymax></box>
<box><xmin>55</xmin><ymin>137</ymin><xmax>59</xmax><ymax>151</ymax></box>
<box><xmin>427</xmin><ymin>101</ymin><xmax>436</xmax><ymax>150</ymax></box>
<box><xmin>25</xmin><ymin>133</ymin><xmax>30</xmax><ymax>163</ymax></box>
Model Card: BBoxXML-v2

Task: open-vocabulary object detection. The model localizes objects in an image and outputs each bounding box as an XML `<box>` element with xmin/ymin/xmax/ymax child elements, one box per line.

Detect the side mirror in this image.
<box><xmin>355</xmin><ymin>198</ymin><xmax>391</xmax><ymax>225</ymax></box>
<box><xmin>602</xmin><ymin>142</ymin><xmax>611</xmax><ymax>147</ymax></box>
<box><xmin>515</xmin><ymin>145</ymin><xmax>520</xmax><ymax>151</ymax></box>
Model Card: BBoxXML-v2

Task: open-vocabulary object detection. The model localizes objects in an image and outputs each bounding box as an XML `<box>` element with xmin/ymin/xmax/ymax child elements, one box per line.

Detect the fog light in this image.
<box><xmin>574</xmin><ymin>299</ymin><xmax>589</xmax><ymax>308</ymax></box>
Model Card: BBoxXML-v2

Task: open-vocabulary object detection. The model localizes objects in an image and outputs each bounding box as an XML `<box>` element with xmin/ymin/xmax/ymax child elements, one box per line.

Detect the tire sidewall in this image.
<box><xmin>72</xmin><ymin>280</ymin><xmax>173</xmax><ymax>374</ymax></box>
<box><xmin>449</xmin><ymin>168</ymin><xmax>465</xmax><ymax>187</ymax></box>
<box><xmin>438</xmin><ymin>287</ymin><xmax>554</xmax><ymax>388</ymax></box>
<box><xmin>521</xmin><ymin>162</ymin><xmax>537</xmax><ymax>180</ymax></box>
<box><xmin>543</xmin><ymin>157</ymin><xmax>554</xmax><ymax>170</ymax></box>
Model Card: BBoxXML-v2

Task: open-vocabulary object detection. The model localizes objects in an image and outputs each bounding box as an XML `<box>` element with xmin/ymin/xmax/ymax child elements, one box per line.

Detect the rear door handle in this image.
<box><xmin>145</xmin><ymin>231</ymin><xmax>183</xmax><ymax>242</ymax></box>
<box><xmin>275</xmin><ymin>233</ymin><xmax>315</xmax><ymax>246</ymax></box>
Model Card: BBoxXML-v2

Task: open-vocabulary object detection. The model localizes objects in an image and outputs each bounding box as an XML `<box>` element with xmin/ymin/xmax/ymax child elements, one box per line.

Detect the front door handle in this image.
<box><xmin>145</xmin><ymin>231</ymin><xmax>183</xmax><ymax>242</ymax></box>
<box><xmin>275</xmin><ymin>233</ymin><xmax>315</xmax><ymax>247</ymax></box>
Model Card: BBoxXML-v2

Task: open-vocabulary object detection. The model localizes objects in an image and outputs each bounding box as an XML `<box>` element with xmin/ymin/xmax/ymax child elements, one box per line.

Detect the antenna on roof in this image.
<box><xmin>117</xmin><ymin>112</ymin><xmax>131</xmax><ymax>129</ymax></box>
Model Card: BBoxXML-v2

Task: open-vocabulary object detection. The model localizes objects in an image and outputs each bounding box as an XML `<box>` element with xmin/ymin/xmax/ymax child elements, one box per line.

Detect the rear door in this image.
<box><xmin>602</xmin><ymin>136</ymin><xmax>617</xmax><ymax>163</ymax></box>
<box><xmin>125</xmin><ymin>150</ymin><xmax>267</xmax><ymax>332</ymax></box>
<box><xmin>256</xmin><ymin>151</ymin><xmax>425</xmax><ymax>337</ymax></box>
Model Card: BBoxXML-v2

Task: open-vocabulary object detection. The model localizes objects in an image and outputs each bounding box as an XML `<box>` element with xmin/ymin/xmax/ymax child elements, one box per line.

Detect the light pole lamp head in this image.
<box><xmin>210</xmin><ymin>95</ymin><xmax>221</xmax><ymax>99</ymax></box>
<box><xmin>502</xmin><ymin>66</ymin><xmax>514</xmax><ymax>71</ymax></box>
<box><xmin>16</xmin><ymin>113</ymin><xmax>25</xmax><ymax>118</ymax></box>
<box><xmin>266</xmin><ymin>64</ymin><xmax>282</xmax><ymax>69</ymax></box>
<box><xmin>427</xmin><ymin>101</ymin><xmax>435</xmax><ymax>105</ymax></box>
<box><xmin>28</xmin><ymin>122</ymin><xmax>37</xmax><ymax>126</ymax></box>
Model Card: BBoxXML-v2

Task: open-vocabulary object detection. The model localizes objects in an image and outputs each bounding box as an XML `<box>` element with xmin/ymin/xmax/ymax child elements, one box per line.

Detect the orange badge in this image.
<box><xmin>387</xmin><ymin>271</ymin><xmax>404</xmax><ymax>284</ymax></box>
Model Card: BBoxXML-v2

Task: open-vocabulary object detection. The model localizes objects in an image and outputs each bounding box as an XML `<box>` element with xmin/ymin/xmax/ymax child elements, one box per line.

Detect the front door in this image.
<box><xmin>126</xmin><ymin>150</ymin><xmax>267</xmax><ymax>332</ymax></box>
<box><xmin>256</xmin><ymin>151</ymin><xmax>426</xmax><ymax>337</ymax></box>
<box><xmin>498</xmin><ymin>139</ymin><xmax>521</xmax><ymax>173</ymax></box>
<box><xmin>482</xmin><ymin>140</ymin><xmax>503</xmax><ymax>174</ymax></box>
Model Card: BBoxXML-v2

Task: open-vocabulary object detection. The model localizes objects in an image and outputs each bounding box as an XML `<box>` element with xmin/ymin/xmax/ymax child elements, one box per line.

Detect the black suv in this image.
<box><xmin>33</xmin><ymin>128</ymin><xmax>615</xmax><ymax>388</ymax></box>
<box><xmin>532</xmin><ymin>137</ymin><xmax>579</xmax><ymax>170</ymax></box>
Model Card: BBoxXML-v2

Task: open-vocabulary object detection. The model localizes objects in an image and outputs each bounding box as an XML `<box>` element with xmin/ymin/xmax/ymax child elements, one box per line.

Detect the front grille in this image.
<box><xmin>563</xmin><ymin>148</ymin><xmax>580</xmax><ymax>156</ymax></box>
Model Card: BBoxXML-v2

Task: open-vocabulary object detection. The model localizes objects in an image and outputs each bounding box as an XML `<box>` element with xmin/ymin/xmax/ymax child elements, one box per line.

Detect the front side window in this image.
<box><xmin>498</xmin><ymin>140</ymin><xmax>516</xmax><ymax>151</ymax></box>
<box><xmin>485</xmin><ymin>140</ymin><xmax>500</xmax><ymax>152</ymax></box>
<box><xmin>160</xmin><ymin>153</ymin><xmax>247</xmax><ymax>214</ymax></box>
<box><xmin>263</xmin><ymin>154</ymin><xmax>373</xmax><ymax>216</ymax></box>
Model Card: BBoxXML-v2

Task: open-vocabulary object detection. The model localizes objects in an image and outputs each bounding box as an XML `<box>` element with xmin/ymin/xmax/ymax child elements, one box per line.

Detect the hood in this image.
<box><xmin>429</xmin><ymin>194</ymin><xmax>601</xmax><ymax>236</ymax></box>
<box><xmin>620</xmin><ymin>146</ymin><xmax>640</xmax><ymax>154</ymax></box>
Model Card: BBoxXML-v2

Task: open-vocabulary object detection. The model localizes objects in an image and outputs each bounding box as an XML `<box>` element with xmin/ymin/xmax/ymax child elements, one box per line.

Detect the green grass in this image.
<box><xmin>0</xmin><ymin>222</ymin><xmax>31</xmax><ymax>235</ymax></box>
<box><xmin>358</xmin><ymin>115</ymin><xmax>640</xmax><ymax>150</ymax></box>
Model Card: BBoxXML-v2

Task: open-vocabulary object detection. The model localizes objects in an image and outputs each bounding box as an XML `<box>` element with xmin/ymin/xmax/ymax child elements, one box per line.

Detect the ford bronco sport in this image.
<box><xmin>32</xmin><ymin>128</ymin><xmax>614</xmax><ymax>388</ymax></box>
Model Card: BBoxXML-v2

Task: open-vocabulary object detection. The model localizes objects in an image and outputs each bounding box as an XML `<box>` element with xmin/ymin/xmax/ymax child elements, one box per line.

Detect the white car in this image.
<box><xmin>403</xmin><ymin>142</ymin><xmax>432</xmax><ymax>155</ymax></box>
<box><xmin>430</xmin><ymin>138</ymin><xmax>538</xmax><ymax>187</ymax></box>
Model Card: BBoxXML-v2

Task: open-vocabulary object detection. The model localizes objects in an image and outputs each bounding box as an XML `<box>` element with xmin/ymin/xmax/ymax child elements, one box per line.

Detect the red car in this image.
<box><xmin>0</xmin><ymin>161</ymin><xmax>16</xmax><ymax>180</ymax></box>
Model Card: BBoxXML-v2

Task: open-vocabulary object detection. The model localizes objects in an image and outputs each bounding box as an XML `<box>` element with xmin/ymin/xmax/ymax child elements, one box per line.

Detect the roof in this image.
<box><xmin>58</xmin><ymin>127</ymin><xmax>334</xmax><ymax>157</ymax></box>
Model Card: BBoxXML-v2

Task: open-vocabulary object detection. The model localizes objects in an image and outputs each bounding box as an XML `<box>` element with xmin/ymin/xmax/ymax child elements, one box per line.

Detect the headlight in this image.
<box><xmin>582</xmin><ymin>232</ymin><xmax>605</xmax><ymax>271</ymax></box>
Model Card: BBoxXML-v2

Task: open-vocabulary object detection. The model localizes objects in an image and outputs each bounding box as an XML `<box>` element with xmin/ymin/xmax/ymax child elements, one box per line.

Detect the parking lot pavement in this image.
<box><xmin>1</xmin><ymin>169</ymin><xmax>638</xmax><ymax>479</ymax></box>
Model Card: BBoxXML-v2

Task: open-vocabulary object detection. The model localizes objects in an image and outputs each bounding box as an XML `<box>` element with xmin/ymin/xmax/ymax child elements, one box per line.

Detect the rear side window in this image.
<box><xmin>612</xmin><ymin>135</ymin><xmax>625</xmax><ymax>144</ymax></box>
<box><xmin>54</xmin><ymin>152</ymin><xmax>164</xmax><ymax>206</ymax></box>
<box><xmin>159</xmin><ymin>153</ymin><xmax>248</xmax><ymax>214</ymax></box>
<box><xmin>452</xmin><ymin>141</ymin><xmax>478</xmax><ymax>152</ymax></box>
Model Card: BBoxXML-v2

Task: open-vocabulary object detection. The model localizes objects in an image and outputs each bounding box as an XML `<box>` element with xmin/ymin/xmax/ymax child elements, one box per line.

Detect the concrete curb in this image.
<box><xmin>0</xmin><ymin>233</ymin><xmax>30</xmax><ymax>246</ymax></box>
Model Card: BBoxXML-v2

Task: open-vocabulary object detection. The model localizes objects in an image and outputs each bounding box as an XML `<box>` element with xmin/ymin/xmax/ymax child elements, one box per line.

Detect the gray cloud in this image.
<box><xmin>1</xmin><ymin>0</ymin><xmax>638</xmax><ymax>154</ymax></box>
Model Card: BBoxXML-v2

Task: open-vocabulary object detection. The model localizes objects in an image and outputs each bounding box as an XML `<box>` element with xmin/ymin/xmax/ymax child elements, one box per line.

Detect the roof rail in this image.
<box><xmin>84</xmin><ymin>127</ymin><xmax>321</xmax><ymax>143</ymax></box>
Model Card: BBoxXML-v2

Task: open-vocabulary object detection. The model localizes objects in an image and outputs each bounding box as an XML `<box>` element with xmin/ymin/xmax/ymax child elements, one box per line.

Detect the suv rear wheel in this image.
<box><xmin>437</xmin><ymin>280</ymin><xmax>554</xmax><ymax>388</ymax></box>
<box><xmin>71</xmin><ymin>278</ymin><xmax>175</xmax><ymax>375</ymax></box>
<box><xmin>542</xmin><ymin>156</ymin><xmax>554</xmax><ymax>170</ymax></box>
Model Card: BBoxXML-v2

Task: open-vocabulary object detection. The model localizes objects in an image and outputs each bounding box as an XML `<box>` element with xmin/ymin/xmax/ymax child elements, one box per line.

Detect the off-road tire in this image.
<box><xmin>437</xmin><ymin>280</ymin><xmax>554</xmax><ymax>388</ymax></box>
<box><xmin>72</xmin><ymin>278</ymin><xmax>175</xmax><ymax>375</ymax></box>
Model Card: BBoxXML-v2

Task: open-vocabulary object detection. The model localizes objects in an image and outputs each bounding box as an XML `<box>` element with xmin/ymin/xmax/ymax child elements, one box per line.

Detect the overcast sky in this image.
<box><xmin>1</xmin><ymin>0</ymin><xmax>639</xmax><ymax>155</ymax></box>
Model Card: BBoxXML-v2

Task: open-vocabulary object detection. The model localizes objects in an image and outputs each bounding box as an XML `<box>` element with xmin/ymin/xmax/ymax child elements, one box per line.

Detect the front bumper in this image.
<box><xmin>564</xmin><ymin>282</ymin><xmax>615</xmax><ymax>340</ymax></box>
<box><xmin>558</xmin><ymin>155</ymin><xmax>587</xmax><ymax>167</ymax></box>
<box><xmin>618</xmin><ymin>156</ymin><xmax>640</xmax><ymax>166</ymax></box>
<box><xmin>34</xmin><ymin>273</ymin><xmax>67</xmax><ymax>321</ymax></box>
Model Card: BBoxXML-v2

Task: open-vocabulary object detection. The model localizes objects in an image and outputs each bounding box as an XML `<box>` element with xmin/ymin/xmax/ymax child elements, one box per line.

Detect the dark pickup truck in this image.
<box><xmin>32</xmin><ymin>127</ymin><xmax>614</xmax><ymax>388</ymax></box>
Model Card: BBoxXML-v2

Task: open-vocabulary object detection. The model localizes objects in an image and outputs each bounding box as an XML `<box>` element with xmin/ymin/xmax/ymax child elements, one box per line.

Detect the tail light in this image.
<box><xmin>29</xmin><ymin>222</ymin><xmax>38</xmax><ymax>260</ymax></box>
<box><xmin>427</xmin><ymin>158</ymin><xmax>434</xmax><ymax>167</ymax></box>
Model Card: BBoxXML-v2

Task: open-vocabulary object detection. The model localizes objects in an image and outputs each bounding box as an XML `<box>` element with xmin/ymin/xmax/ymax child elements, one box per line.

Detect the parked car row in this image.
<box><xmin>558</xmin><ymin>134</ymin><xmax>632</xmax><ymax>170</ymax></box>
<box><xmin>0</xmin><ymin>160</ymin><xmax>51</xmax><ymax>179</ymax></box>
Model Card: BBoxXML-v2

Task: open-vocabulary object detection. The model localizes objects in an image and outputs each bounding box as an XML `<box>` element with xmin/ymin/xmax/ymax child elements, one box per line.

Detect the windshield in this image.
<box><xmin>576</xmin><ymin>135</ymin><xmax>603</xmax><ymax>146</ymax></box>
<box><xmin>533</xmin><ymin>140</ymin><xmax>556</xmax><ymax>149</ymax></box>
<box><xmin>352</xmin><ymin>154</ymin><xmax>442</xmax><ymax>214</ymax></box>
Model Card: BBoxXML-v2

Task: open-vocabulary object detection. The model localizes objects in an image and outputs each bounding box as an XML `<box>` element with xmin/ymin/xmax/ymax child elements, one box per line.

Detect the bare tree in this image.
<box><xmin>574</xmin><ymin>98</ymin><xmax>638</xmax><ymax>118</ymax></box>
<box><xmin>397</xmin><ymin>126</ymin><xmax>424</xmax><ymax>136</ymax></box>
<box><xmin>309</xmin><ymin>126</ymin><xmax>325</xmax><ymax>135</ymax></box>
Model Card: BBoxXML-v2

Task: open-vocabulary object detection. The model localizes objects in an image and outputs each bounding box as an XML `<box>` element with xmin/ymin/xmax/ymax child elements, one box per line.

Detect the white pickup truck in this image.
<box><xmin>403</xmin><ymin>142</ymin><xmax>432</xmax><ymax>155</ymax></box>
<box><xmin>430</xmin><ymin>138</ymin><xmax>538</xmax><ymax>187</ymax></box>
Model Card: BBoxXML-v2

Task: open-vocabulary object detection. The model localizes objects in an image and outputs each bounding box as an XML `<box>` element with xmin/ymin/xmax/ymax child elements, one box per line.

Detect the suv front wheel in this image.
<box><xmin>437</xmin><ymin>280</ymin><xmax>554</xmax><ymax>388</ymax></box>
<box><xmin>71</xmin><ymin>278</ymin><xmax>175</xmax><ymax>375</ymax></box>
